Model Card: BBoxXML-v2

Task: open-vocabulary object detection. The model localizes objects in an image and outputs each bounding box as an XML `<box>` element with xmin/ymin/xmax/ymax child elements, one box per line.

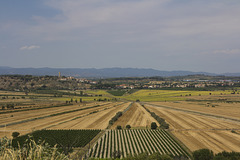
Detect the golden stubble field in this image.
<box><xmin>0</xmin><ymin>102</ymin><xmax>127</xmax><ymax>138</ymax></box>
<box><xmin>49</xmin><ymin>102</ymin><xmax>131</xmax><ymax>130</ymax></box>
<box><xmin>150</xmin><ymin>101</ymin><xmax>240</xmax><ymax>120</ymax></box>
<box><xmin>110</xmin><ymin>103</ymin><xmax>159</xmax><ymax>129</ymax></box>
<box><xmin>145</xmin><ymin>102</ymin><xmax>240</xmax><ymax>153</ymax></box>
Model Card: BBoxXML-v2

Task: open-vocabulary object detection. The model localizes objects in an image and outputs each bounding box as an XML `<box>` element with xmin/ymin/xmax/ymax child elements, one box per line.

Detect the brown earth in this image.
<box><xmin>145</xmin><ymin>104</ymin><xmax>240</xmax><ymax>153</ymax></box>
<box><xmin>110</xmin><ymin>103</ymin><xmax>159</xmax><ymax>129</ymax></box>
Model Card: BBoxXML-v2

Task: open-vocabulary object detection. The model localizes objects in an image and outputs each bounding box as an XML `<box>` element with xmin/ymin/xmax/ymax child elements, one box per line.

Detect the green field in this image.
<box><xmin>107</xmin><ymin>90</ymin><xmax>127</xmax><ymax>96</ymax></box>
<box><xmin>122</xmin><ymin>89</ymin><xmax>234</xmax><ymax>101</ymax></box>
<box><xmin>12</xmin><ymin>129</ymin><xmax>101</xmax><ymax>149</ymax></box>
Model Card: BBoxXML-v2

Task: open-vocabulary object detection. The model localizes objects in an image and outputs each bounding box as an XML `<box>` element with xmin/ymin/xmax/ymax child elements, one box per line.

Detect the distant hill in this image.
<box><xmin>0</xmin><ymin>66</ymin><xmax>239</xmax><ymax>78</ymax></box>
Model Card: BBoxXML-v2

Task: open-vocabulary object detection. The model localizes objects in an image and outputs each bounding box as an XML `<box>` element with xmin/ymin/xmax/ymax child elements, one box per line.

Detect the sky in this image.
<box><xmin>1</xmin><ymin>0</ymin><xmax>240</xmax><ymax>73</ymax></box>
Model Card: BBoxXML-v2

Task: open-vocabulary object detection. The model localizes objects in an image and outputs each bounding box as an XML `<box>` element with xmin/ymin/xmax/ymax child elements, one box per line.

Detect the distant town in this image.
<box><xmin>0</xmin><ymin>74</ymin><xmax>239</xmax><ymax>91</ymax></box>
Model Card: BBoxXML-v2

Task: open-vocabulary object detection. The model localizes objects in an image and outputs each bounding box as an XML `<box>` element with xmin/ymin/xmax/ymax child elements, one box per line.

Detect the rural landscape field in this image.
<box><xmin>0</xmin><ymin>75</ymin><xmax>240</xmax><ymax>160</ymax></box>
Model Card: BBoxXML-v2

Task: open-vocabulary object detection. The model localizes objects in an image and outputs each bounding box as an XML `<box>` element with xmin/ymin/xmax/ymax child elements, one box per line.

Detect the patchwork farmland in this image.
<box><xmin>1</xmin><ymin>88</ymin><xmax>240</xmax><ymax>159</ymax></box>
<box><xmin>0</xmin><ymin>102</ymin><xmax>128</xmax><ymax>138</ymax></box>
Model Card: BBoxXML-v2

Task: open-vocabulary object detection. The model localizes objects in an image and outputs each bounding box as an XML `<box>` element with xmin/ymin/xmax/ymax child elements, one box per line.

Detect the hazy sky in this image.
<box><xmin>1</xmin><ymin>0</ymin><xmax>240</xmax><ymax>73</ymax></box>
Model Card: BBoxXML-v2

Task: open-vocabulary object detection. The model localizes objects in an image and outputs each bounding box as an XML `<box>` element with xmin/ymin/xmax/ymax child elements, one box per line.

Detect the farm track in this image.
<box><xmin>145</xmin><ymin>104</ymin><xmax>240</xmax><ymax>153</ymax></box>
<box><xmin>88</xmin><ymin>129</ymin><xmax>189</xmax><ymax>159</ymax></box>
<box><xmin>0</xmin><ymin>102</ymin><xmax>122</xmax><ymax>138</ymax></box>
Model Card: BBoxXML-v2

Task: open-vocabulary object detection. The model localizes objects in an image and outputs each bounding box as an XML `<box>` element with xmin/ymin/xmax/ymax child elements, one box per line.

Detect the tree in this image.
<box><xmin>80</xmin><ymin>91</ymin><xmax>83</xmax><ymax>96</ymax></box>
<box><xmin>116</xmin><ymin>125</ymin><xmax>122</xmax><ymax>130</ymax></box>
<box><xmin>151</xmin><ymin>122</ymin><xmax>158</xmax><ymax>129</ymax></box>
<box><xmin>193</xmin><ymin>149</ymin><xmax>214</xmax><ymax>160</ymax></box>
<box><xmin>12</xmin><ymin>132</ymin><xmax>20</xmax><ymax>139</ymax></box>
<box><xmin>126</xmin><ymin>125</ymin><xmax>131</xmax><ymax>129</ymax></box>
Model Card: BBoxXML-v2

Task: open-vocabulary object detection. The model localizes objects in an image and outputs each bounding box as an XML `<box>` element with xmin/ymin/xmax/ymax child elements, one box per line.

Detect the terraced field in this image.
<box><xmin>87</xmin><ymin>129</ymin><xmax>189</xmax><ymax>159</ymax></box>
<box><xmin>144</xmin><ymin>103</ymin><xmax>240</xmax><ymax>153</ymax></box>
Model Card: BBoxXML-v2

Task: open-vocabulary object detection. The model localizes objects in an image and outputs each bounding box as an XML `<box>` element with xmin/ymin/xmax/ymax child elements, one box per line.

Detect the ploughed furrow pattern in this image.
<box><xmin>0</xmin><ymin>102</ymin><xmax>121</xmax><ymax>138</ymax></box>
<box><xmin>88</xmin><ymin>129</ymin><xmax>189</xmax><ymax>158</ymax></box>
<box><xmin>110</xmin><ymin>103</ymin><xmax>158</xmax><ymax>129</ymax></box>
<box><xmin>145</xmin><ymin>104</ymin><xmax>240</xmax><ymax>153</ymax></box>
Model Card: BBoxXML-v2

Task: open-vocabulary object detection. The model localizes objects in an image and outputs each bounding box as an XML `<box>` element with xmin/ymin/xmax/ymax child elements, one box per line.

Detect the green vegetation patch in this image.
<box><xmin>12</xmin><ymin>129</ymin><xmax>101</xmax><ymax>149</ymax></box>
<box><xmin>122</xmin><ymin>89</ymin><xmax>234</xmax><ymax>102</ymax></box>
<box><xmin>107</xmin><ymin>90</ymin><xmax>127</xmax><ymax>96</ymax></box>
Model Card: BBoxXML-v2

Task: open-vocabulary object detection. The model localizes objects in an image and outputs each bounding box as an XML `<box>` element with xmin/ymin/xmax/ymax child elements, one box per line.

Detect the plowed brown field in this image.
<box><xmin>145</xmin><ymin>103</ymin><xmax>240</xmax><ymax>153</ymax></box>
<box><xmin>110</xmin><ymin>103</ymin><xmax>159</xmax><ymax>129</ymax></box>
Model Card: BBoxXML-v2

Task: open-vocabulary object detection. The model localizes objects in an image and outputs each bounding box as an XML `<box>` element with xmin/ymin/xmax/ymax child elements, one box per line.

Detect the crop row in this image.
<box><xmin>87</xmin><ymin>129</ymin><xmax>189</xmax><ymax>159</ymax></box>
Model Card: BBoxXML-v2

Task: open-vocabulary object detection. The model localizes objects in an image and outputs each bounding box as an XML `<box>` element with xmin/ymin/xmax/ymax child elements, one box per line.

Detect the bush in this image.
<box><xmin>116</xmin><ymin>125</ymin><xmax>122</xmax><ymax>130</ymax></box>
<box><xmin>214</xmin><ymin>151</ymin><xmax>240</xmax><ymax>160</ymax></box>
<box><xmin>12</xmin><ymin>132</ymin><xmax>20</xmax><ymax>138</ymax></box>
<box><xmin>109</xmin><ymin>112</ymin><xmax>123</xmax><ymax>126</ymax></box>
<box><xmin>193</xmin><ymin>148</ymin><xmax>214</xmax><ymax>160</ymax></box>
<box><xmin>112</xmin><ymin>150</ymin><xmax>121</xmax><ymax>159</ymax></box>
<box><xmin>151</xmin><ymin>122</ymin><xmax>158</xmax><ymax>129</ymax></box>
<box><xmin>126</xmin><ymin>125</ymin><xmax>131</xmax><ymax>129</ymax></box>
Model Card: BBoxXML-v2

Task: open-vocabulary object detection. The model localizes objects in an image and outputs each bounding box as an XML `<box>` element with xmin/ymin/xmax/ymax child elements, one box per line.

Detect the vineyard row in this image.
<box><xmin>87</xmin><ymin>129</ymin><xmax>189</xmax><ymax>159</ymax></box>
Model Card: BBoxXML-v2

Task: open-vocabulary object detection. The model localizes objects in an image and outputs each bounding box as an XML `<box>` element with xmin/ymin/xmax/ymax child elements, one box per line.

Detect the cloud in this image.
<box><xmin>202</xmin><ymin>49</ymin><xmax>240</xmax><ymax>55</ymax></box>
<box><xmin>213</xmin><ymin>49</ymin><xmax>240</xmax><ymax>55</ymax></box>
<box><xmin>20</xmin><ymin>45</ymin><xmax>40</xmax><ymax>50</ymax></box>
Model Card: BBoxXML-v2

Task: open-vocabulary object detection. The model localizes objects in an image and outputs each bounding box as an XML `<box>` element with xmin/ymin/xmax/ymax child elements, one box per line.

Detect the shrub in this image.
<box><xmin>193</xmin><ymin>148</ymin><xmax>214</xmax><ymax>160</ymax></box>
<box><xmin>112</xmin><ymin>150</ymin><xmax>121</xmax><ymax>158</ymax></box>
<box><xmin>126</xmin><ymin>125</ymin><xmax>131</xmax><ymax>129</ymax></box>
<box><xmin>151</xmin><ymin>122</ymin><xmax>158</xmax><ymax>129</ymax></box>
<box><xmin>12</xmin><ymin>132</ymin><xmax>20</xmax><ymax>139</ymax></box>
<box><xmin>116</xmin><ymin>125</ymin><xmax>122</xmax><ymax>130</ymax></box>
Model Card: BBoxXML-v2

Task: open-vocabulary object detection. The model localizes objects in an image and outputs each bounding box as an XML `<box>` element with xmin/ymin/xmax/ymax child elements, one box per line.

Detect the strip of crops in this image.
<box><xmin>0</xmin><ymin>102</ymin><xmax>114</xmax><ymax>128</ymax></box>
<box><xmin>0</xmin><ymin>103</ymin><xmax>73</xmax><ymax>115</ymax></box>
<box><xmin>87</xmin><ymin>129</ymin><xmax>190</xmax><ymax>159</ymax></box>
<box><xmin>12</xmin><ymin>129</ymin><xmax>101</xmax><ymax>148</ymax></box>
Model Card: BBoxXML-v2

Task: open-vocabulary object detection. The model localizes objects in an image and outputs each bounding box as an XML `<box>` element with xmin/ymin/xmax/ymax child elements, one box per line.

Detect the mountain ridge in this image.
<box><xmin>0</xmin><ymin>66</ymin><xmax>239</xmax><ymax>77</ymax></box>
